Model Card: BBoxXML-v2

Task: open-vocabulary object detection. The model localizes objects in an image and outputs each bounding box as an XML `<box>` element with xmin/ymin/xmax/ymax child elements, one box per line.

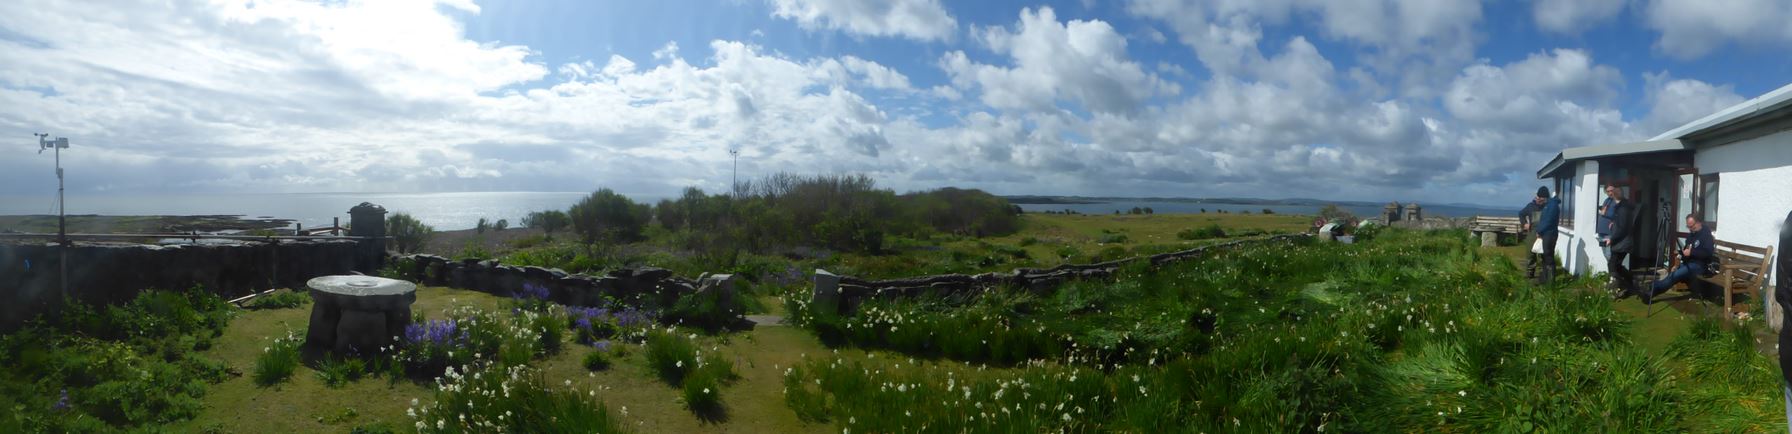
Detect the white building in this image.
<box><xmin>1536</xmin><ymin>82</ymin><xmax>1791</xmax><ymax>284</ymax></box>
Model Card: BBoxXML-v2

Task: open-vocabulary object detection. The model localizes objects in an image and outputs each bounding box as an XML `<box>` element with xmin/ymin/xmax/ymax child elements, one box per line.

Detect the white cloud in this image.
<box><xmin>1530</xmin><ymin>0</ymin><xmax>1627</xmax><ymax>34</ymax></box>
<box><xmin>768</xmin><ymin>0</ymin><xmax>957</xmax><ymax>42</ymax></box>
<box><xmin>1637</xmin><ymin>72</ymin><xmax>1746</xmax><ymax>135</ymax></box>
<box><xmin>941</xmin><ymin>7</ymin><xmax>1174</xmax><ymax>115</ymax></box>
<box><xmin>1643</xmin><ymin>0</ymin><xmax>1792</xmax><ymax>59</ymax></box>
<box><xmin>1127</xmin><ymin>0</ymin><xmax>1483</xmax><ymax>99</ymax></box>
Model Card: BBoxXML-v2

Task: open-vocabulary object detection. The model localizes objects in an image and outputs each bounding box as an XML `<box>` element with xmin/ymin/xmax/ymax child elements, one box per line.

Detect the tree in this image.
<box><xmin>386</xmin><ymin>212</ymin><xmax>434</xmax><ymax>254</ymax></box>
<box><xmin>569</xmin><ymin>188</ymin><xmax>650</xmax><ymax>246</ymax></box>
<box><xmin>522</xmin><ymin>210</ymin><xmax>570</xmax><ymax>240</ymax></box>
<box><xmin>494</xmin><ymin>219</ymin><xmax>508</xmax><ymax>231</ymax></box>
<box><xmin>1261</xmin><ymin>208</ymin><xmax>1274</xmax><ymax>215</ymax></box>
<box><xmin>475</xmin><ymin>217</ymin><xmax>490</xmax><ymax>234</ymax></box>
<box><xmin>1144</xmin><ymin>207</ymin><xmax>1155</xmax><ymax>214</ymax></box>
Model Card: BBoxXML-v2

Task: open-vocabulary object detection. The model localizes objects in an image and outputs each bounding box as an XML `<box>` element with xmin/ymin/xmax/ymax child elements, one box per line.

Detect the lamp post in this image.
<box><xmin>728</xmin><ymin>148</ymin><xmax>740</xmax><ymax>197</ymax></box>
<box><xmin>36</xmin><ymin>133</ymin><xmax>70</xmax><ymax>298</ymax></box>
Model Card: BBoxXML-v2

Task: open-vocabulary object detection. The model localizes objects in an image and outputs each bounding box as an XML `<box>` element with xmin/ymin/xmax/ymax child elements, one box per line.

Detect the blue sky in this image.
<box><xmin>2</xmin><ymin>0</ymin><xmax>1790</xmax><ymax>207</ymax></box>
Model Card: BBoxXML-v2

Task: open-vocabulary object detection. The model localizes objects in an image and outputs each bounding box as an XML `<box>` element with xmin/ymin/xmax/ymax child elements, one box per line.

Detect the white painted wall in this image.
<box><xmin>1696</xmin><ymin>129</ymin><xmax>1792</xmax><ymax>284</ymax></box>
<box><xmin>1556</xmin><ymin>160</ymin><xmax>1607</xmax><ymax>277</ymax></box>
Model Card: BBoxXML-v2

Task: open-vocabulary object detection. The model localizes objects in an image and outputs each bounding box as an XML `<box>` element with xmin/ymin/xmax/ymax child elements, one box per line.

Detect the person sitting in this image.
<box><xmin>1643</xmin><ymin>213</ymin><xmax>1715</xmax><ymax>304</ymax></box>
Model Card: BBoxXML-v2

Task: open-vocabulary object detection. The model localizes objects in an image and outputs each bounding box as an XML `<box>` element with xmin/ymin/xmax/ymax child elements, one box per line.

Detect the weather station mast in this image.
<box><xmin>36</xmin><ymin>133</ymin><xmax>70</xmax><ymax>298</ymax></box>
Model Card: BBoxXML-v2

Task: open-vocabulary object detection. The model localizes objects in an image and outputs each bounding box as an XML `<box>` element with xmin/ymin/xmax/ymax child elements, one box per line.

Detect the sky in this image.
<box><xmin>2</xmin><ymin>0</ymin><xmax>1790</xmax><ymax>207</ymax></box>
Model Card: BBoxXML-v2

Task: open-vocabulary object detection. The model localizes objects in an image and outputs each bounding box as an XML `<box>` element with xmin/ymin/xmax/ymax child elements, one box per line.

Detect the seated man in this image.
<box><xmin>1643</xmin><ymin>214</ymin><xmax>1715</xmax><ymax>304</ymax></box>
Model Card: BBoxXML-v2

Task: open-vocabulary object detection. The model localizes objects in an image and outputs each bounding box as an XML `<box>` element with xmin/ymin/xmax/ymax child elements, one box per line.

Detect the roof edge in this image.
<box><xmin>1650</xmin><ymin>82</ymin><xmax>1792</xmax><ymax>141</ymax></box>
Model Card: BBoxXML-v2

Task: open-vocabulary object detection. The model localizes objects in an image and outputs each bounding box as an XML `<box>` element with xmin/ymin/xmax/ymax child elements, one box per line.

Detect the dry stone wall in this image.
<box><xmin>388</xmin><ymin>254</ymin><xmax>734</xmax><ymax>313</ymax></box>
<box><xmin>1</xmin><ymin>240</ymin><xmax>366</xmax><ymax>330</ymax></box>
<box><xmin>810</xmin><ymin>234</ymin><xmax>1313</xmax><ymax>317</ymax></box>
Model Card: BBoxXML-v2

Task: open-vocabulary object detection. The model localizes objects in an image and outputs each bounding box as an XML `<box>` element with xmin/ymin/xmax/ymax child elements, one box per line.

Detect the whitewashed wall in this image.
<box><xmin>1556</xmin><ymin>160</ymin><xmax>1606</xmax><ymax>277</ymax></box>
<box><xmin>1697</xmin><ymin>129</ymin><xmax>1792</xmax><ymax>284</ymax></box>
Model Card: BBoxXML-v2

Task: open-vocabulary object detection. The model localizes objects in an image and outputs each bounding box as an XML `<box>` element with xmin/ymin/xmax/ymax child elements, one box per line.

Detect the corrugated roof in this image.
<box><xmin>1535</xmin><ymin>139</ymin><xmax>1689</xmax><ymax>179</ymax></box>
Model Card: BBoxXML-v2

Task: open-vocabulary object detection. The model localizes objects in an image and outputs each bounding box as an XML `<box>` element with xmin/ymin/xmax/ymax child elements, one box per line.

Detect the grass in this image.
<box><xmin>779</xmin><ymin>229</ymin><xmax>1789</xmax><ymax>432</ymax></box>
<box><xmin>11</xmin><ymin>214</ymin><xmax>1784</xmax><ymax>432</ymax></box>
<box><xmin>253</xmin><ymin>331</ymin><xmax>302</xmax><ymax>387</ymax></box>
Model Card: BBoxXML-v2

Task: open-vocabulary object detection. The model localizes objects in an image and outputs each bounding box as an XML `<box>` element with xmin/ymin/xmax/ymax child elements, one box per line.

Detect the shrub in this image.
<box><xmin>245</xmin><ymin>290</ymin><xmax>310</xmax><ymax>310</ymax></box>
<box><xmin>1262</xmin><ymin>208</ymin><xmax>1274</xmax><ymax>214</ymax></box>
<box><xmin>253</xmin><ymin>331</ymin><xmax>302</xmax><ymax>387</ymax></box>
<box><xmin>1177</xmin><ymin>224</ymin><xmax>1227</xmax><ymax>240</ymax></box>
<box><xmin>522</xmin><ymin>210</ymin><xmax>571</xmax><ymax>240</ymax></box>
<box><xmin>569</xmin><ymin>188</ymin><xmax>651</xmax><ymax>246</ymax></box>
<box><xmin>583</xmin><ymin>342</ymin><xmax>613</xmax><ymax>371</ymax></box>
<box><xmin>1097</xmin><ymin>233</ymin><xmax>1129</xmax><ymax>244</ymax></box>
<box><xmin>315</xmin><ymin>357</ymin><xmax>365</xmax><ymax>389</ymax></box>
<box><xmin>386</xmin><ymin>213</ymin><xmax>434</xmax><ymax>254</ymax></box>
<box><xmin>476</xmin><ymin>218</ymin><xmax>490</xmax><ymax>234</ymax></box>
<box><xmin>455</xmin><ymin>241</ymin><xmax>491</xmax><ymax>261</ymax></box>
<box><xmin>494</xmin><ymin>219</ymin><xmax>508</xmax><ymax>231</ymax></box>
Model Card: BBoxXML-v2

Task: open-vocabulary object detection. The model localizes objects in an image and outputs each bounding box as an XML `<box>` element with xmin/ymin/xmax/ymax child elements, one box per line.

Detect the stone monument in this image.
<box><xmin>305</xmin><ymin>275</ymin><xmax>416</xmax><ymax>355</ymax></box>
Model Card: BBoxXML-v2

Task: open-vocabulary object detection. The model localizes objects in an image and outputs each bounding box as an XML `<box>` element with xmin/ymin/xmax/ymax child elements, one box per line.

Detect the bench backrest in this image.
<box><xmin>1714</xmin><ymin>240</ymin><xmax>1775</xmax><ymax>287</ymax></box>
<box><xmin>1470</xmin><ymin>216</ymin><xmax>1522</xmax><ymax>233</ymax></box>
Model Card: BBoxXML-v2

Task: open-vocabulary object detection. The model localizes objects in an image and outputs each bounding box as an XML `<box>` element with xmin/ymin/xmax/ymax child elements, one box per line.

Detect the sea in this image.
<box><xmin>0</xmin><ymin>192</ymin><xmax>598</xmax><ymax>232</ymax></box>
<box><xmin>0</xmin><ymin>192</ymin><xmax>1517</xmax><ymax>232</ymax></box>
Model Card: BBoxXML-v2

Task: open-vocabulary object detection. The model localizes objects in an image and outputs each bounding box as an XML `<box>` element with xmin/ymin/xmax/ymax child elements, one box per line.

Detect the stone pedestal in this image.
<box><xmin>1480</xmin><ymin>231</ymin><xmax>1498</xmax><ymax>247</ymax></box>
<box><xmin>305</xmin><ymin>275</ymin><xmax>416</xmax><ymax>355</ymax></box>
<box><xmin>812</xmin><ymin>269</ymin><xmax>841</xmax><ymax>318</ymax></box>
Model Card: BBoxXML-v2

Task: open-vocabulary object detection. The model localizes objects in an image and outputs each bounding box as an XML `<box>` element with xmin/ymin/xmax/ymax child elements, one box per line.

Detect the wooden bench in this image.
<box><xmin>1670</xmin><ymin>239</ymin><xmax>1774</xmax><ymax>324</ymax></box>
<box><xmin>1469</xmin><ymin>216</ymin><xmax>1523</xmax><ymax>247</ymax></box>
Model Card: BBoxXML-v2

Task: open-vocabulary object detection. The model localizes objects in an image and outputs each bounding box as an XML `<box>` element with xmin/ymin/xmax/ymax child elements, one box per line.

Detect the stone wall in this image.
<box><xmin>388</xmin><ymin>255</ymin><xmax>728</xmax><ymax>312</ymax></box>
<box><xmin>1</xmin><ymin>240</ymin><xmax>366</xmax><ymax>330</ymax></box>
<box><xmin>810</xmin><ymin>234</ymin><xmax>1313</xmax><ymax>317</ymax></box>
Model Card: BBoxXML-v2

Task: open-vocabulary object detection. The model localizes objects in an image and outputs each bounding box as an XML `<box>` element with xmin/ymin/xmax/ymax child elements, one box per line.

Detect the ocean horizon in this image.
<box><xmin>0</xmin><ymin>191</ymin><xmax>1517</xmax><ymax>232</ymax></box>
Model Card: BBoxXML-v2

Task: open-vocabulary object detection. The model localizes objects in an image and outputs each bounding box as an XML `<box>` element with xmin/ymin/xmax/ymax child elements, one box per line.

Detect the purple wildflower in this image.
<box><xmin>403</xmin><ymin>319</ymin><xmax>464</xmax><ymax>346</ymax></box>
<box><xmin>511</xmin><ymin>283</ymin><xmax>551</xmax><ymax>301</ymax></box>
<box><xmin>53</xmin><ymin>389</ymin><xmax>69</xmax><ymax>411</ymax></box>
<box><xmin>593</xmin><ymin>340</ymin><xmax>611</xmax><ymax>352</ymax></box>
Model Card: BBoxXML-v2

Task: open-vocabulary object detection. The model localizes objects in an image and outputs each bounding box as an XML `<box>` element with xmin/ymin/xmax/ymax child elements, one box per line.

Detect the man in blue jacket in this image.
<box><xmin>1643</xmin><ymin>213</ymin><xmax>1715</xmax><ymax>304</ymax></box>
<box><xmin>1533</xmin><ymin>186</ymin><xmax>1561</xmax><ymax>286</ymax></box>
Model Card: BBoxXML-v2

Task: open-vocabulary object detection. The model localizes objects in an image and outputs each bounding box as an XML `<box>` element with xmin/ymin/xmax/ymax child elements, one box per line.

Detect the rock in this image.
<box><xmin>631</xmin><ymin>267</ymin><xmax>673</xmax><ymax>282</ymax></box>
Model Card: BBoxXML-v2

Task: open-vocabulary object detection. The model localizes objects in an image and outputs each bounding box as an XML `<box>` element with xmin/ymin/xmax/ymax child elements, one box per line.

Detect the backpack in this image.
<box><xmin>1702</xmin><ymin>253</ymin><xmax>1722</xmax><ymax>278</ymax></box>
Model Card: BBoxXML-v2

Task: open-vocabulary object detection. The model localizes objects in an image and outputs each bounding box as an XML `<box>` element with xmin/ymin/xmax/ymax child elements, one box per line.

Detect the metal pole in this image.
<box><xmin>57</xmin><ymin>142</ymin><xmax>67</xmax><ymax>300</ymax></box>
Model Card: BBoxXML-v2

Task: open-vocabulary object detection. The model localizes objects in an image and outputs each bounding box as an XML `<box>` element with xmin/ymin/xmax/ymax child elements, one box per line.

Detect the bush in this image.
<box><xmin>386</xmin><ymin>213</ymin><xmax>434</xmax><ymax>254</ymax></box>
<box><xmin>570</xmin><ymin>188</ymin><xmax>652</xmax><ymax>246</ymax></box>
<box><xmin>494</xmin><ymin>219</ymin><xmax>508</xmax><ymax>231</ymax></box>
<box><xmin>315</xmin><ymin>356</ymin><xmax>366</xmax><ymax>388</ymax></box>
<box><xmin>522</xmin><ymin>210</ymin><xmax>571</xmax><ymax>240</ymax></box>
<box><xmin>245</xmin><ymin>290</ymin><xmax>310</xmax><ymax>310</ymax></box>
<box><xmin>1177</xmin><ymin>224</ymin><xmax>1227</xmax><ymax>240</ymax></box>
<box><xmin>476</xmin><ymin>217</ymin><xmax>490</xmax><ymax>234</ymax></box>
<box><xmin>1262</xmin><ymin>208</ymin><xmax>1274</xmax><ymax>214</ymax></box>
<box><xmin>583</xmin><ymin>343</ymin><xmax>613</xmax><ymax>371</ymax></box>
<box><xmin>1097</xmin><ymin>233</ymin><xmax>1129</xmax><ymax>244</ymax></box>
<box><xmin>253</xmin><ymin>331</ymin><xmax>302</xmax><ymax>387</ymax></box>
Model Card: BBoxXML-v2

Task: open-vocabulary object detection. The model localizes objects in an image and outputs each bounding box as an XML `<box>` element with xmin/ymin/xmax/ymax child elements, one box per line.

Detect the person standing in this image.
<box><xmin>1601</xmin><ymin>183</ymin><xmax>1636</xmax><ymax>298</ymax></box>
<box><xmin>1643</xmin><ymin>214</ymin><xmax>1715</xmax><ymax>304</ymax></box>
<box><xmin>1518</xmin><ymin>194</ymin><xmax>1545</xmax><ymax>280</ymax></box>
<box><xmin>1775</xmin><ymin>209</ymin><xmax>1792</xmax><ymax>428</ymax></box>
<box><xmin>1534</xmin><ymin>187</ymin><xmax>1562</xmax><ymax>286</ymax></box>
<box><xmin>1597</xmin><ymin>189</ymin><xmax>1618</xmax><ymax>289</ymax></box>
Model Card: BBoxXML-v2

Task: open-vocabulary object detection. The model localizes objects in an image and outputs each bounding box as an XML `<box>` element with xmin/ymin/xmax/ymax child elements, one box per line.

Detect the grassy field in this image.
<box><xmin>5</xmin><ymin>214</ymin><xmax>1785</xmax><ymax>432</ymax></box>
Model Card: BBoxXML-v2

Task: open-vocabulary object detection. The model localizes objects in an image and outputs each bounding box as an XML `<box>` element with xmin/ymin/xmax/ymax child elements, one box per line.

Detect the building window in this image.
<box><xmin>1700</xmin><ymin>174</ymin><xmax>1719</xmax><ymax>229</ymax></box>
<box><xmin>1556</xmin><ymin>176</ymin><xmax>1576</xmax><ymax>229</ymax></box>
